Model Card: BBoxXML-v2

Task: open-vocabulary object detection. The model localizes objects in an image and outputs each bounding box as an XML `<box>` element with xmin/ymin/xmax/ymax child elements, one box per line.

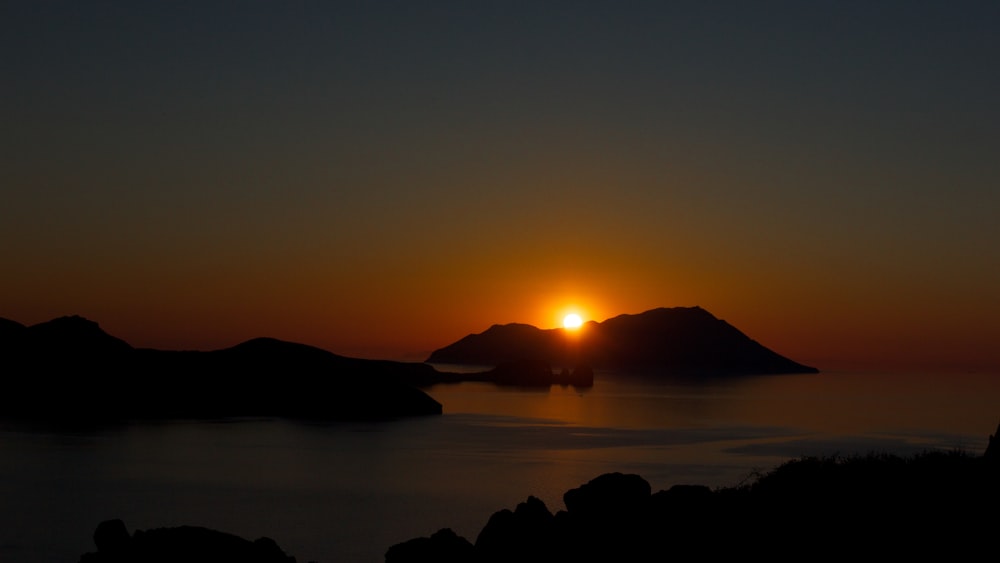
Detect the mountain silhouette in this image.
<box><xmin>426</xmin><ymin>306</ymin><xmax>819</xmax><ymax>375</ymax></box>
<box><xmin>0</xmin><ymin>315</ymin><xmax>443</xmax><ymax>422</ymax></box>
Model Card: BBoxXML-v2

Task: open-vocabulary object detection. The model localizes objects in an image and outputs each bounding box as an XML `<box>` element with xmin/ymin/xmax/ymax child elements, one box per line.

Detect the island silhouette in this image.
<box><xmin>428</xmin><ymin>306</ymin><xmax>818</xmax><ymax>375</ymax></box>
<box><xmin>2</xmin><ymin>306</ymin><xmax>816</xmax><ymax>422</ymax></box>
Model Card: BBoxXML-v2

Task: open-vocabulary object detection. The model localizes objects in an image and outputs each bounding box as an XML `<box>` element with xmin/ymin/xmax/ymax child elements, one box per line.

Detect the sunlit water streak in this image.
<box><xmin>1</xmin><ymin>369</ymin><xmax>997</xmax><ymax>563</ymax></box>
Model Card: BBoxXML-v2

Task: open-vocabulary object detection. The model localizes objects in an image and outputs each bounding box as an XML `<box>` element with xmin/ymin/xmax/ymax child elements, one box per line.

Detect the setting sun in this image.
<box><xmin>563</xmin><ymin>313</ymin><xmax>583</xmax><ymax>329</ymax></box>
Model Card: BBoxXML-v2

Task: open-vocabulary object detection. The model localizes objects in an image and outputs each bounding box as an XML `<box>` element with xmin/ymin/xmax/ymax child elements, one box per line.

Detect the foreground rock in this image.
<box><xmin>388</xmin><ymin>428</ymin><xmax>1000</xmax><ymax>561</ymax></box>
<box><xmin>79</xmin><ymin>519</ymin><xmax>297</xmax><ymax>563</ymax></box>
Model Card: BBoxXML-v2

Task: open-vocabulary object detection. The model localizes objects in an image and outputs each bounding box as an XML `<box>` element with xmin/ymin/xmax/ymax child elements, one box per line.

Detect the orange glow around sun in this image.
<box><xmin>550</xmin><ymin>299</ymin><xmax>600</xmax><ymax>331</ymax></box>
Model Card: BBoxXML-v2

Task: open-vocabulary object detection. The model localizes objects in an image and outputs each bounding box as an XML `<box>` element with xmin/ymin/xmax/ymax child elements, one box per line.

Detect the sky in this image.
<box><xmin>3</xmin><ymin>1</ymin><xmax>998</xmax><ymax>372</ymax></box>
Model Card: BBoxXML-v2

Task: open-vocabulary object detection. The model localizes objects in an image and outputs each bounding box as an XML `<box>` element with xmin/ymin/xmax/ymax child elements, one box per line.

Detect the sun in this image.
<box><xmin>563</xmin><ymin>313</ymin><xmax>583</xmax><ymax>329</ymax></box>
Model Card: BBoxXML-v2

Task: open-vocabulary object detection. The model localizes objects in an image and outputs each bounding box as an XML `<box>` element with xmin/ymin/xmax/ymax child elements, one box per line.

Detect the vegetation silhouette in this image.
<box><xmin>387</xmin><ymin>425</ymin><xmax>1000</xmax><ymax>561</ymax></box>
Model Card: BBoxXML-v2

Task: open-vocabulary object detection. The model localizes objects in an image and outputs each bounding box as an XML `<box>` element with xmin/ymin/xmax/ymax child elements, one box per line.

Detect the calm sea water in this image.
<box><xmin>2</xmin><ymin>368</ymin><xmax>999</xmax><ymax>563</ymax></box>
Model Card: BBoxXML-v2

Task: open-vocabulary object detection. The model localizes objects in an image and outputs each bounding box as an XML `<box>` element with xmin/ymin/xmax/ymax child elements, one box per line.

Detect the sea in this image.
<box><xmin>2</xmin><ymin>367</ymin><xmax>998</xmax><ymax>563</ymax></box>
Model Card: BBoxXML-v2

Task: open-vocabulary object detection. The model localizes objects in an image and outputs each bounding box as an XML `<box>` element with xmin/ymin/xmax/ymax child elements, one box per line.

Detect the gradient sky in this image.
<box><xmin>3</xmin><ymin>1</ymin><xmax>998</xmax><ymax>372</ymax></box>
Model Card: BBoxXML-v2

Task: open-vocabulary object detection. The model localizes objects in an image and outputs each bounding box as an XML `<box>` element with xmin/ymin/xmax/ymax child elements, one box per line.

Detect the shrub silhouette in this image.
<box><xmin>387</xmin><ymin>447</ymin><xmax>1000</xmax><ymax>562</ymax></box>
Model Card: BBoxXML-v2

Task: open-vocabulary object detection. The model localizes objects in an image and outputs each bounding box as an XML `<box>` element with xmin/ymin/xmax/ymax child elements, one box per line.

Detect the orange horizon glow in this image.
<box><xmin>4</xmin><ymin>296</ymin><xmax>1000</xmax><ymax>374</ymax></box>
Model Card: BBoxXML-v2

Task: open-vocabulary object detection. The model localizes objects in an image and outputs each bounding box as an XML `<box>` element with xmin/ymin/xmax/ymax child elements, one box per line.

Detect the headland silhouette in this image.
<box><xmin>0</xmin><ymin>315</ymin><xmax>443</xmax><ymax>422</ymax></box>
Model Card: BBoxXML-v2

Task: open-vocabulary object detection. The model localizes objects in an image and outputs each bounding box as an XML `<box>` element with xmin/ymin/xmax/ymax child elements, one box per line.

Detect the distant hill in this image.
<box><xmin>0</xmin><ymin>315</ymin><xmax>443</xmax><ymax>422</ymax></box>
<box><xmin>426</xmin><ymin>306</ymin><xmax>819</xmax><ymax>375</ymax></box>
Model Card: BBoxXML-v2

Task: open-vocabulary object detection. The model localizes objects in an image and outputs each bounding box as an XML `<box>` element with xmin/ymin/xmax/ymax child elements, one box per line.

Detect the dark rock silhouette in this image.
<box><xmin>387</xmin><ymin>430</ymin><xmax>1000</xmax><ymax>561</ymax></box>
<box><xmin>473</xmin><ymin>495</ymin><xmax>556</xmax><ymax>562</ymax></box>
<box><xmin>561</xmin><ymin>471</ymin><xmax>651</xmax><ymax>516</ymax></box>
<box><xmin>79</xmin><ymin>518</ymin><xmax>297</xmax><ymax>563</ymax></box>
<box><xmin>427</xmin><ymin>306</ymin><xmax>819</xmax><ymax>375</ymax></box>
<box><xmin>986</xmin><ymin>419</ymin><xmax>1000</xmax><ymax>460</ymax></box>
<box><xmin>384</xmin><ymin>528</ymin><xmax>474</xmax><ymax>563</ymax></box>
<box><xmin>0</xmin><ymin>315</ymin><xmax>444</xmax><ymax>422</ymax></box>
